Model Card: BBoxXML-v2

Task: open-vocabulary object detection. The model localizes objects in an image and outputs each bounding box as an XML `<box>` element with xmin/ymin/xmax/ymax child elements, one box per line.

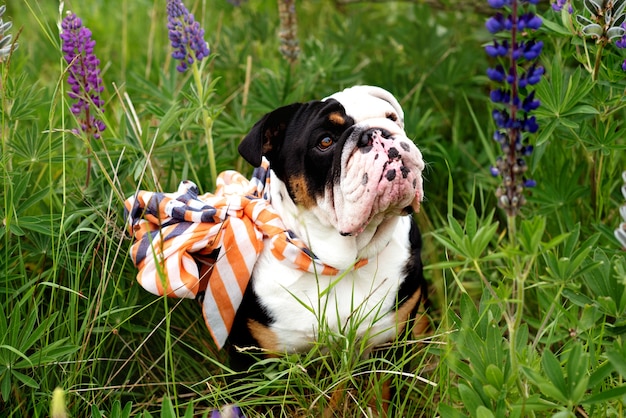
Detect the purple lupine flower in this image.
<box><xmin>166</xmin><ymin>0</ymin><xmax>210</xmax><ymax>72</ymax></box>
<box><xmin>486</xmin><ymin>0</ymin><xmax>543</xmax><ymax>216</ymax></box>
<box><xmin>614</xmin><ymin>23</ymin><xmax>626</xmax><ymax>70</ymax></box>
<box><xmin>60</xmin><ymin>12</ymin><xmax>106</xmax><ymax>140</ymax></box>
<box><xmin>0</xmin><ymin>5</ymin><xmax>18</xmax><ymax>61</ymax></box>
<box><xmin>552</xmin><ymin>0</ymin><xmax>573</xmax><ymax>13</ymax></box>
<box><xmin>209</xmin><ymin>404</ymin><xmax>246</xmax><ymax>418</ymax></box>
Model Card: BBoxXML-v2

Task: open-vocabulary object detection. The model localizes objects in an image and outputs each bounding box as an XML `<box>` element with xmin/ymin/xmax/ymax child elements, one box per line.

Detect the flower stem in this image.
<box><xmin>192</xmin><ymin>61</ymin><xmax>217</xmax><ymax>185</ymax></box>
<box><xmin>592</xmin><ymin>41</ymin><xmax>606</xmax><ymax>82</ymax></box>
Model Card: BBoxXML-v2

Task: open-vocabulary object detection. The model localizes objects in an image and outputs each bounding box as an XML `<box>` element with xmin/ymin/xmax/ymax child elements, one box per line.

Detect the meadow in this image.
<box><xmin>1</xmin><ymin>0</ymin><xmax>626</xmax><ymax>416</ymax></box>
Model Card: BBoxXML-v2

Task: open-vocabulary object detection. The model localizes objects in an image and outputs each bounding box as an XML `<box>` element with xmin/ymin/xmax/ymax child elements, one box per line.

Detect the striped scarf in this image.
<box><xmin>124</xmin><ymin>158</ymin><xmax>366</xmax><ymax>349</ymax></box>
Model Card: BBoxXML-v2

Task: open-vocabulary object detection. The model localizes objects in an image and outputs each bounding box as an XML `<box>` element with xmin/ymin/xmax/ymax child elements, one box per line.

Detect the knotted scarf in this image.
<box><xmin>124</xmin><ymin>158</ymin><xmax>366</xmax><ymax>349</ymax></box>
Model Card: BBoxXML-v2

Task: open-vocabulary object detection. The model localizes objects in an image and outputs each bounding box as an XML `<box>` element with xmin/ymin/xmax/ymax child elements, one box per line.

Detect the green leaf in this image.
<box><xmin>535</xmin><ymin>118</ymin><xmax>559</xmax><ymax>147</ymax></box>
<box><xmin>566</xmin><ymin>344</ymin><xmax>588</xmax><ymax>402</ymax></box>
<box><xmin>518</xmin><ymin>216</ymin><xmax>546</xmax><ymax>255</ymax></box>
<box><xmin>1</xmin><ymin>372</ymin><xmax>11</xmax><ymax>402</ymax></box>
<box><xmin>465</xmin><ymin>205</ymin><xmax>478</xmax><ymax>240</ymax></box>
<box><xmin>160</xmin><ymin>397</ymin><xmax>176</xmax><ymax>418</ymax></box>
<box><xmin>11</xmin><ymin>370</ymin><xmax>38</xmax><ymax>389</ymax></box>
<box><xmin>0</xmin><ymin>345</ymin><xmax>32</xmax><ymax>367</ymax></box>
<box><xmin>482</xmin><ymin>384</ymin><xmax>500</xmax><ymax>401</ymax></box>
<box><xmin>541</xmin><ymin>15</ymin><xmax>574</xmax><ymax>36</ymax></box>
<box><xmin>541</xmin><ymin>349</ymin><xmax>568</xmax><ymax>400</ymax></box>
<box><xmin>538</xmin><ymin>382</ymin><xmax>568</xmax><ymax>404</ymax></box>
<box><xmin>562</xmin><ymin>104</ymin><xmax>600</xmax><ymax>116</ymax></box>
<box><xmin>583</xmin><ymin>385</ymin><xmax>626</xmax><ymax>405</ymax></box>
<box><xmin>588</xmin><ymin>361</ymin><xmax>614</xmax><ymax>389</ymax></box>
<box><xmin>91</xmin><ymin>405</ymin><xmax>104</xmax><ymax>418</ymax></box>
<box><xmin>476</xmin><ymin>405</ymin><xmax>496</xmax><ymax>418</ymax></box>
<box><xmin>606</xmin><ymin>349</ymin><xmax>626</xmax><ymax>378</ymax></box>
<box><xmin>485</xmin><ymin>364</ymin><xmax>504</xmax><ymax>388</ymax></box>
<box><xmin>458</xmin><ymin>383</ymin><xmax>484</xmax><ymax>418</ymax></box>
<box><xmin>562</xmin><ymin>288</ymin><xmax>595</xmax><ymax>308</ymax></box>
<box><xmin>15</xmin><ymin>215</ymin><xmax>62</xmax><ymax>236</ymax></box>
<box><xmin>181</xmin><ymin>402</ymin><xmax>195</xmax><ymax>418</ymax></box>
<box><xmin>438</xmin><ymin>403</ymin><xmax>465</xmax><ymax>418</ymax></box>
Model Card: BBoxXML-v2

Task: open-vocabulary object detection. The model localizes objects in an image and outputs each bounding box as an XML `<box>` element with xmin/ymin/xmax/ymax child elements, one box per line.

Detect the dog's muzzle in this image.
<box><xmin>335</xmin><ymin>124</ymin><xmax>424</xmax><ymax>236</ymax></box>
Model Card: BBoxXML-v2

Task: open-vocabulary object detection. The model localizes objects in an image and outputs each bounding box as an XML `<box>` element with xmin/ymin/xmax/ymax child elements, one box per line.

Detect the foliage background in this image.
<box><xmin>1</xmin><ymin>0</ymin><xmax>625</xmax><ymax>416</ymax></box>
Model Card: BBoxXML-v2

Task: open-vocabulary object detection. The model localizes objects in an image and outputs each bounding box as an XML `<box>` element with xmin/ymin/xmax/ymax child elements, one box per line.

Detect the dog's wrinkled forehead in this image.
<box><xmin>323</xmin><ymin>85</ymin><xmax>404</xmax><ymax>129</ymax></box>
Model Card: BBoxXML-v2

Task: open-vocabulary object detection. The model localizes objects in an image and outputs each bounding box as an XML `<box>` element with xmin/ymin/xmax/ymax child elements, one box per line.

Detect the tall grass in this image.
<box><xmin>1</xmin><ymin>0</ymin><xmax>625</xmax><ymax>416</ymax></box>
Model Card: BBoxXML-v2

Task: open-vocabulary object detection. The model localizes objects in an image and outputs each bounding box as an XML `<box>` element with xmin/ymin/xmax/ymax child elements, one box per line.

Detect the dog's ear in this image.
<box><xmin>239</xmin><ymin>103</ymin><xmax>304</xmax><ymax>167</ymax></box>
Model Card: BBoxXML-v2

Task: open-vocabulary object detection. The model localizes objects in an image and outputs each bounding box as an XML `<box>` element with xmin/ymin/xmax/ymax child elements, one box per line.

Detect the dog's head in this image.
<box><xmin>239</xmin><ymin>85</ymin><xmax>424</xmax><ymax>237</ymax></box>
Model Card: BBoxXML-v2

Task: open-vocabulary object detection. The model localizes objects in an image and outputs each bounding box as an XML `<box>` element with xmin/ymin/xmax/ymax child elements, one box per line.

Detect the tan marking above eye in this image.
<box><xmin>328</xmin><ymin>112</ymin><xmax>346</xmax><ymax>125</ymax></box>
<box><xmin>386</xmin><ymin>112</ymin><xmax>398</xmax><ymax>122</ymax></box>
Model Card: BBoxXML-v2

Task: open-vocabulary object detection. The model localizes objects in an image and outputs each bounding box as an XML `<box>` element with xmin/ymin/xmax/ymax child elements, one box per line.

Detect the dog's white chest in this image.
<box><xmin>251</xmin><ymin>218</ymin><xmax>412</xmax><ymax>353</ymax></box>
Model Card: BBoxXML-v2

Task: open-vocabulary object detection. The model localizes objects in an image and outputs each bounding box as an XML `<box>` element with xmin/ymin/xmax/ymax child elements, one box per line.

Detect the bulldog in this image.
<box><xmin>229</xmin><ymin>85</ymin><xmax>428</xmax><ymax>359</ymax></box>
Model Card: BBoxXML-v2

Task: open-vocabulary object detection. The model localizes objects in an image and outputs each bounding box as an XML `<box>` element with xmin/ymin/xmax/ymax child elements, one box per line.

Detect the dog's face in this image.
<box><xmin>238</xmin><ymin>86</ymin><xmax>424</xmax><ymax>237</ymax></box>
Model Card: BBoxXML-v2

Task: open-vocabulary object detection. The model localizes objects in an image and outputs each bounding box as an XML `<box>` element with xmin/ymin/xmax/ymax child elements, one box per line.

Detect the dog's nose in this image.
<box><xmin>358</xmin><ymin>128</ymin><xmax>392</xmax><ymax>149</ymax></box>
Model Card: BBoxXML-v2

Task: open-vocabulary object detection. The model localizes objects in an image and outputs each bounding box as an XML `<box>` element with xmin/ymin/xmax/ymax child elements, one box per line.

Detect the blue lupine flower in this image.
<box><xmin>486</xmin><ymin>13</ymin><xmax>512</xmax><ymax>34</ymax></box>
<box><xmin>488</xmin><ymin>0</ymin><xmax>510</xmax><ymax>8</ymax></box>
<box><xmin>0</xmin><ymin>4</ymin><xmax>18</xmax><ymax>61</ymax></box>
<box><xmin>209</xmin><ymin>404</ymin><xmax>246</xmax><ymax>418</ymax></box>
<box><xmin>166</xmin><ymin>0</ymin><xmax>210</xmax><ymax>72</ymax></box>
<box><xmin>485</xmin><ymin>40</ymin><xmax>510</xmax><ymax>57</ymax></box>
<box><xmin>487</xmin><ymin>65</ymin><xmax>506</xmax><ymax>82</ymax></box>
<box><xmin>486</xmin><ymin>0</ymin><xmax>543</xmax><ymax>216</ymax></box>
<box><xmin>519</xmin><ymin>13</ymin><xmax>543</xmax><ymax>30</ymax></box>
<box><xmin>617</xmin><ymin>26</ymin><xmax>626</xmax><ymax>49</ymax></box>
<box><xmin>60</xmin><ymin>12</ymin><xmax>106</xmax><ymax>140</ymax></box>
<box><xmin>614</xmin><ymin>23</ymin><xmax>626</xmax><ymax>70</ymax></box>
<box><xmin>552</xmin><ymin>0</ymin><xmax>573</xmax><ymax>13</ymax></box>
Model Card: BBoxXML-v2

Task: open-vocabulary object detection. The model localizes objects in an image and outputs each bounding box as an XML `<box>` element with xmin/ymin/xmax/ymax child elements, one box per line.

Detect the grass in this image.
<box><xmin>1</xmin><ymin>0</ymin><xmax>626</xmax><ymax>416</ymax></box>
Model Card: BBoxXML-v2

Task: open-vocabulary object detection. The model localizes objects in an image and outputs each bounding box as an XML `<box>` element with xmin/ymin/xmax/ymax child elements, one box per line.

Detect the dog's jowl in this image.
<box><xmin>231</xmin><ymin>85</ymin><xmax>428</xmax><ymax>356</ymax></box>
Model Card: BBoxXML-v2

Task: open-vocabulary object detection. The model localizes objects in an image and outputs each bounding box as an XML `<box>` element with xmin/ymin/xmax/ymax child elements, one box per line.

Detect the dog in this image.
<box><xmin>229</xmin><ymin>86</ymin><xmax>428</xmax><ymax>363</ymax></box>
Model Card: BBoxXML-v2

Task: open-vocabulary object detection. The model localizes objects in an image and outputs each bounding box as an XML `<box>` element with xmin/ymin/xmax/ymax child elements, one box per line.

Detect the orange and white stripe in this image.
<box><xmin>124</xmin><ymin>158</ymin><xmax>367</xmax><ymax>349</ymax></box>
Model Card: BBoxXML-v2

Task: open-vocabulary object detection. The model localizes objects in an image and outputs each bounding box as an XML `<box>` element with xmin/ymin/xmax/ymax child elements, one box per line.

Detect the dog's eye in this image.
<box><xmin>317</xmin><ymin>137</ymin><xmax>334</xmax><ymax>150</ymax></box>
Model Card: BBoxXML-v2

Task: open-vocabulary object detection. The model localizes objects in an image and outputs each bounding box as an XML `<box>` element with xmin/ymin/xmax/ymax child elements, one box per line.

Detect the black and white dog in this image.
<box><xmin>230</xmin><ymin>86</ymin><xmax>428</xmax><ymax>359</ymax></box>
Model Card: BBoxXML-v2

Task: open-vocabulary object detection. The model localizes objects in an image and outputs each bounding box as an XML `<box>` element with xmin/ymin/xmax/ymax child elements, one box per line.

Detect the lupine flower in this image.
<box><xmin>615</xmin><ymin>171</ymin><xmax>626</xmax><ymax>249</ymax></box>
<box><xmin>278</xmin><ymin>0</ymin><xmax>300</xmax><ymax>64</ymax></box>
<box><xmin>209</xmin><ymin>404</ymin><xmax>246</xmax><ymax>418</ymax></box>
<box><xmin>576</xmin><ymin>0</ymin><xmax>626</xmax><ymax>41</ymax></box>
<box><xmin>614</xmin><ymin>22</ymin><xmax>626</xmax><ymax>69</ymax></box>
<box><xmin>552</xmin><ymin>0</ymin><xmax>573</xmax><ymax>13</ymax></box>
<box><xmin>0</xmin><ymin>4</ymin><xmax>18</xmax><ymax>61</ymax></box>
<box><xmin>576</xmin><ymin>1</ymin><xmax>626</xmax><ymax>72</ymax></box>
<box><xmin>60</xmin><ymin>12</ymin><xmax>106</xmax><ymax>140</ymax></box>
<box><xmin>166</xmin><ymin>0</ymin><xmax>210</xmax><ymax>73</ymax></box>
<box><xmin>486</xmin><ymin>0</ymin><xmax>543</xmax><ymax>216</ymax></box>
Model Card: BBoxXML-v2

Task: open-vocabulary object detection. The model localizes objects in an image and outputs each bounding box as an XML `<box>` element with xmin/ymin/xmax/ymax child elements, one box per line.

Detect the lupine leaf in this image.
<box><xmin>583</xmin><ymin>385</ymin><xmax>626</xmax><ymax>404</ymax></box>
<box><xmin>160</xmin><ymin>397</ymin><xmax>176</xmax><ymax>418</ymax></box>
<box><xmin>458</xmin><ymin>383</ymin><xmax>484</xmax><ymax>418</ymax></box>
<box><xmin>566</xmin><ymin>344</ymin><xmax>587</xmax><ymax>401</ymax></box>
<box><xmin>476</xmin><ymin>405</ymin><xmax>496</xmax><ymax>418</ymax></box>
<box><xmin>541</xmin><ymin>349</ymin><xmax>567</xmax><ymax>400</ymax></box>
